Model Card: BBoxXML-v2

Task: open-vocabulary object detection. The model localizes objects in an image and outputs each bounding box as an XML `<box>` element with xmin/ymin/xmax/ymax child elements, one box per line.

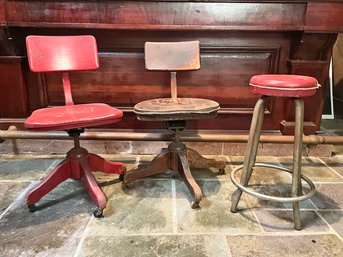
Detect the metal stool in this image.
<box><xmin>230</xmin><ymin>74</ymin><xmax>320</xmax><ymax>230</ymax></box>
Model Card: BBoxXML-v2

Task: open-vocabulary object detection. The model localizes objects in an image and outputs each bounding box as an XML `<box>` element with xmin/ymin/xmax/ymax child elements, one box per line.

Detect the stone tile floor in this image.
<box><xmin>0</xmin><ymin>154</ymin><xmax>342</xmax><ymax>257</ymax></box>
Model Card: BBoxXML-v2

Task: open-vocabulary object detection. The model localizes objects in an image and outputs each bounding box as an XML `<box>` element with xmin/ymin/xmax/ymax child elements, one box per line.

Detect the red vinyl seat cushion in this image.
<box><xmin>25</xmin><ymin>103</ymin><xmax>123</xmax><ymax>132</ymax></box>
<box><xmin>250</xmin><ymin>74</ymin><xmax>319</xmax><ymax>97</ymax></box>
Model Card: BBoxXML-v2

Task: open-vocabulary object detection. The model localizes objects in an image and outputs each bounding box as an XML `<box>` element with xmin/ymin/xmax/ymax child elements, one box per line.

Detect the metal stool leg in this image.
<box><xmin>292</xmin><ymin>98</ymin><xmax>304</xmax><ymax>230</ymax></box>
<box><xmin>231</xmin><ymin>97</ymin><xmax>266</xmax><ymax>212</ymax></box>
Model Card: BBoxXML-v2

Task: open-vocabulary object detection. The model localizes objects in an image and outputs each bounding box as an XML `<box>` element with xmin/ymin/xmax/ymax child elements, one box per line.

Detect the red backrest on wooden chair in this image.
<box><xmin>26</xmin><ymin>35</ymin><xmax>99</xmax><ymax>72</ymax></box>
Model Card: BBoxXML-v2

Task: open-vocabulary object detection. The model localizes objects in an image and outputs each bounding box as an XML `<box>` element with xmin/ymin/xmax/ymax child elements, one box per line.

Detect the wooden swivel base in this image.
<box><xmin>26</xmin><ymin>146</ymin><xmax>126</xmax><ymax>217</ymax></box>
<box><xmin>123</xmin><ymin>142</ymin><xmax>225</xmax><ymax>208</ymax></box>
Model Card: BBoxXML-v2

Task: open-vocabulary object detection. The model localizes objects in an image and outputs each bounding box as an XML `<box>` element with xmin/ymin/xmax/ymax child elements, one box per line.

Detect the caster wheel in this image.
<box><xmin>93</xmin><ymin>208</ymin><xmax>104</xmax><ymax>218</ymax></box>
<box><xmin>28</xmin><ymin>204</ymin><xmax>36</xmax><ymax>212</ymax></box>
<box><xmin>119</xmin><ymin>174</ymin><xmax>124</xmax><ymax>181</ymax></box>
<box><xmin>191</xmin><ymin>201</ymin><xmax>200</xmax><ymax>209</ymax></box>
<box><xmin>123</xmin><ymin>182</ymin><xmax>133</xmax><ymax>188</ymax></box>
<box><xmin>218</xmin><ymin>168</ymin><xmax>225</xmax><ymax>175</ymax></box>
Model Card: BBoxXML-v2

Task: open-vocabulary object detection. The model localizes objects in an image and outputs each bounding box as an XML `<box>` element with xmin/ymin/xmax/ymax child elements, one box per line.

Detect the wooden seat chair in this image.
<box><xmin>24</xmin><ymin>35</ymin><xmax>126</xmax><ymax>217</ymax></box>
<box><xmin>123</xmin><ymin>41</ymin><xmax>225</xmax><ymax>208</ymax></box>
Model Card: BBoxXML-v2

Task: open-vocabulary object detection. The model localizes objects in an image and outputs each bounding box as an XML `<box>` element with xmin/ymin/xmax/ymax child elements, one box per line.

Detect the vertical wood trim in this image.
<box><xmin>0</xmin><ymin>57</ymin><xmax>28</xmax><ymax>117</ymax></box>
<box><xmin>0</xmin><ymin>0</ymin><xmax>6</xmax><ymax>25</ymax></box>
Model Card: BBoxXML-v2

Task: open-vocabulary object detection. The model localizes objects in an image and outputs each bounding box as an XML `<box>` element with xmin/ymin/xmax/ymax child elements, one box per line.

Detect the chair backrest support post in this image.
<box><xmin>170</xmin><ymin>72</ymin><xmax>177</xmax><ymax>99</ymax></box>
<box><xmin>62</xmin><ymin>72</ymin><xmax>74</xmax><ymax>106</ymax></box>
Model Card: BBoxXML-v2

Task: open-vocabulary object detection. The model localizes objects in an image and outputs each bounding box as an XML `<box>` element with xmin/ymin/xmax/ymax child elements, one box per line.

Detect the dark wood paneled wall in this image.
<box><xmin>1</xmin><ymin>1</ymin><xmax>343</xmax><ymax>134</ymax></box>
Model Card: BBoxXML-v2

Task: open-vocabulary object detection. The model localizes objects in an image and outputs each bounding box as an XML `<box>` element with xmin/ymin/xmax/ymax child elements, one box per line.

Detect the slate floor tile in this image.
<box><xmin>0</xmin><ymin>158</ymin><xmax>58</xmax><ymax>180</ymax></box>
<box><xmin>246</xmin><ymin>183</ymin><xmax>316</xmax><ymax>209</ymax></box>
<box><xmin>0</xmin><ymin>181</ymin><xmax>93</xmax><ymax>257</ymax></box>
<box><xmin>226</xmin><ymin>234</ymin><xmax>343</xmax><ymax>257</ymax></box>
<box><xmin>254</xmin><ymin>209</ymin><xmax>329</xmax><ymax>232</ymax></box>
<box><xmin>318</xmin><ymin>210</ymin><xmax>343</xmax><ymax>238</ymax></box>
<box><xmin>319</xmin><ymin>156</ymin><xmax>343</xmax><ymax>177</ymax></box>
<box><xmin>228</xmin><ymin>156</ymin><xmax>278</xmax><ymax>166</ymax></box>
<box><xmin>229</xmin><ymin>156</ymin><xmax>290</xmax><ymax>183</ymax></box>
<box><xmin>175</xmin><ymin>180</ymin><xmax>261</xmax><ymax>234</ymax></box>
<box><xmin>231</xmin><ymin>165</ymin><xmax>291</xmax><ymax>186</ymax></box>
<box><xmin>1</xmin><ymin>154</ymin><xmax>343</xmax><ymax>256</ymax></box>
<box><xmin>278</xmin><ymin>157</ymin><xmax>343</xmax><ymax>182</ymax></box>
<box><xmin>310</xmin><ymin>184</ymin><xmax>343</xmax><ymax>209</ymax></box>
<box><xmin>87</xmin><ymin>179</ymin><xmax>174</xmax><ymax>234</ymax></box>
<box><xmin>0</xmin><ymin>181</ymin><xmax>30</xmax><ymax>214</ymax></box>
<box><xmin>76</xmin><ymin>234</ymin><xmax>230</xmax><ymax>257</ymax></box>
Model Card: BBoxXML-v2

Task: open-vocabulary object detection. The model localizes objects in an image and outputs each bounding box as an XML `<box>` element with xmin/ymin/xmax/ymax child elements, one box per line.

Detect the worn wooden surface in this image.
<box><xmin>1</xmin><ymin>1</ymin><xmax>343</xmax><ymax>134</ymax></box>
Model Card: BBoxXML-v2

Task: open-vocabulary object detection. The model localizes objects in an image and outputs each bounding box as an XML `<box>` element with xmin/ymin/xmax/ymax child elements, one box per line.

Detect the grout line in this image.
<box><xmin>72</xmin><ymin>215</ymin><xmax>94</xmax><ymax>257</ymax></box>
<box><xmin>312</xmin><ymin>181</ymin><xmax>343</xmax><ymax>184</ymax></box>
<box><xmin>225</xmin><ymin>238</ymin><xmax>233</xmax><ymax>257</ymax></box>
<box><xmin>128</xmin><ymin>141</ymin><xmax>133</xmax><ymax>154</ymax></box>
<box><xmin>317</xmin><ymin>157</ymin><xmax>343</xmax><ymax>180</ymax></box>
<box><xmin>0</xmin><ymin>182</ymin><xmax>36</xmax><ymax>220</ymax></box>
<box><xmin>250</xmin><ymin>208</ymin><xmax>264</xmax><ymax>232</ymax></box>
<box><xmin>314</xmin><ymin>209</ymin><xmax>343</xmax><ymax>211</ymax></box>
<box><xmin>81</xmin><ymin>230</ymin><xmax>338</xmax><ymax>238</ymax></box>
<box><xmin>315</xmin><ymin>210</ymin><xmax>343</xmax><ymax>243</ymax></box>
<box><xmin>171</xmin><ymin>180</ymin><xmax>178</xmax><ymax>234</ymax></box>
<box><xmin>251</xmin><ymin>208</ymin><xmax>318</xmax><ymax>211</ymax></box>
<box><xmin>308</xmin><ymin>198</ymin><xmax>319</xmax><ymax>210</ymax></box>
<box><xmin>0</xmin><ymin>179</ymin><xmax>34</xmax><ymax>183</ymax></box>
<box><xmin>136</xmin><ymin>156</ymin><xmax>141</xmax><ymax>166</ymax></box>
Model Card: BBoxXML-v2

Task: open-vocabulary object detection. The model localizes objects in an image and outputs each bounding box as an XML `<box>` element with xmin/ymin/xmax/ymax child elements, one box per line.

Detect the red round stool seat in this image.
<box><xmin>250</xmin><ymin>74</ymin><xmax>320</xmax><ymax>97</ymax></box>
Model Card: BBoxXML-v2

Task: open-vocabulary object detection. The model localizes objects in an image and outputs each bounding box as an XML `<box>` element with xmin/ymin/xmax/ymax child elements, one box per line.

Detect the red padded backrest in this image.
<box><xmin>26</xmin><ymin>35</ymin><xmax>99</xmax><ymax>72</ymax></box>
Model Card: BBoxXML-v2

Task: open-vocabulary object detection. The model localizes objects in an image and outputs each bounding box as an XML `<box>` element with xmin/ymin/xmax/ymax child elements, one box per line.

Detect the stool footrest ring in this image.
<box><xmin>231</xmin><ymin>163</ymin><xmax>316</xmax><ymax>203</ymax></box>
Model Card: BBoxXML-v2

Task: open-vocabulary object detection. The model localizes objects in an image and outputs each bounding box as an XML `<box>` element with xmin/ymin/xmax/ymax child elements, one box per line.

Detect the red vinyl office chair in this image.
<box><xmin>24</xmin><ymin>35</ymin><xmax>125</xmax><ymax>217</ymax></box>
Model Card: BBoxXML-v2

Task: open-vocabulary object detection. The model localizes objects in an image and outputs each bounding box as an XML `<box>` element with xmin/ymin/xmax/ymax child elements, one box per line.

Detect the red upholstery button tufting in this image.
<box><xmin>250</xmin><ymin>74</ymin><xmax>319</xmax><ymax>97</ymax></box>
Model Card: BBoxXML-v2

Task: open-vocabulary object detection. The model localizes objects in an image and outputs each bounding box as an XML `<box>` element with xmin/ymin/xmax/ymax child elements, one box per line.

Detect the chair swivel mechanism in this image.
<box><xmin>24</xmin><ymin>35</ymin><xmax>126</xmax><ymax>217</ymax></box>
<box><xmin>123</xmin><ymin>41</ymin><xmax>225</xmax><ymax>208</ymax></box>
<box><xmin>230</xmin><ymin>74</ymin><xmax>319</xmax><ymax>230</ymax></box>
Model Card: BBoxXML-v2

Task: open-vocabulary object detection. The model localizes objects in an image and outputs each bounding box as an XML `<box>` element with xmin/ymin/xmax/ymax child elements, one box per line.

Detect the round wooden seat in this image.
<box><xmin>134</xmin><ymin>98</ymin><xmax>220</xmax><ymax>121</ymax></box>
<box><xmin>250</xmin><ymin>74</ymin><xmax>320</xmax><ymax>97</ymax></box>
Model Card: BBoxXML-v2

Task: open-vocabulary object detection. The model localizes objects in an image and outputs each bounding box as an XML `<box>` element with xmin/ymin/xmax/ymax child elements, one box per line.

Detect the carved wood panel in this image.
<box><xmin>0</xmin><ymin>57</ymin><xmax>28</xmax><ymax>118</ymax></box>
